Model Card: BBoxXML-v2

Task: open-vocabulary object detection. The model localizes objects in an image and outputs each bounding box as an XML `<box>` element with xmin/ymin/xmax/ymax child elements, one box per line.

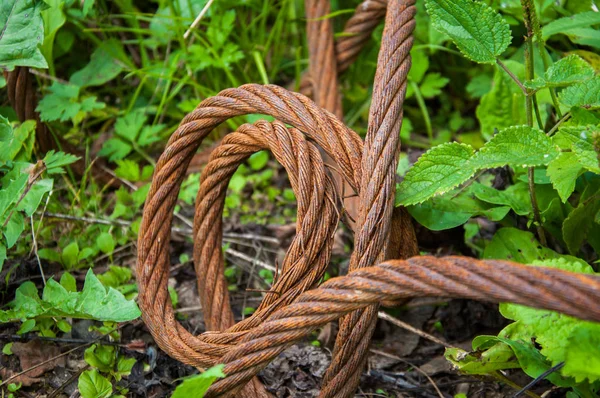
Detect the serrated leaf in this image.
<box><xmin>78</xmin><ymin>369</ymin><xmax>112</xmax><ymax>398</ymax></box>
<box><xmin>43</xmin><ymin>150</ymin><xmax>80</xmax><ymax>174</ymax></box>
<box><xmin>70</xmin><ymin>39</ymin><xmax>125</xmax><ymax>88</ymax></box>
<box><xmin>396</xmin><ymin>142</ymin><xmax>475</xmax><ymax>206</ymax></box>
<box><xmin>0</xmin><ymin>0</ymin><xmax>49</xmax><ymax>69</ymax></box>
<box><xmin>562</xmin><ymin>196</ymin><xmax>600</xmax><ymax>255</ymax></box>
<box><xmin>469</xmin><ymin>125</ymin><xmax>559</xmax><ymax>169</ymax></box>
<box><xmin>563</xmin><ymin>323</ymin><xmax>600</xmax><ymax>383</ymax></box>
<box><xmin>524</xmin><ymin>55</ymin><xmax>595</xmax><ymax>91</ymax></box>
<box><xmin>425</xmin><ymin>0</ymin><xmax>511</xmax><ymax>64</ymax></box>
<box><xmin>559</xmin><ymin>76</ymin><xmax>600</xmax><ymax>109</ymax></box>
<box><xmin>546</xmin><ymin>152</ymin><xmax>583</xmax><ymax>203</ymax></box>
<box><xmin>476</xmin><ymin>61</ymin><xmax>526</xmax><ymax>140</ymax></box>
<box><xmin>172</xmin><ymin>365</ymin><xmax>226</xmax><ymax>398</ymax></box>
<box><xmin>36</xmin><ymin>82</ymin><xmax>105</xmax><ymax>123</ymax></box>
<box><xmin>554</xmin><ymin>125</ymin><xmax>600</xmax><ymax>173</ymax></box>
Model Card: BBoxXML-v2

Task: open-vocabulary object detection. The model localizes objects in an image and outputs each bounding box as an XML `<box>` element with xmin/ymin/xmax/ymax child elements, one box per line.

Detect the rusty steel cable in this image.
<box><xmin>135</xmin><ymin>1</ymin><xmax>600</xmax><ymax>397</ymax></box>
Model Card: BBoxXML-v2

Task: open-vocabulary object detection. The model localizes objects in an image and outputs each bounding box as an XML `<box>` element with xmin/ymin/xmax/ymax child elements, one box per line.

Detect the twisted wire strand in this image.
<box><xmin>205</xmin><ymin>256</ymin><xmax>600</xmax><ymax>396</ymax></box>
<box><xmin>323</xmin><ymin>1</ymin><xmax>416</xmax><ymax>396</ymax></box>
<box><xmin>137</xmin><ymin>84</ymin><xmax>363</xmax><ymax>369</ymax></box>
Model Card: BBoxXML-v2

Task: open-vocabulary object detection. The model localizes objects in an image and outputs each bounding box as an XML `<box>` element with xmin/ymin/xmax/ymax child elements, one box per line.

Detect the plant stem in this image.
<box><xmin>496</xmin><ymin>59</ymin><xmax>527</xmax><ymax>95</ymax></box>
<box><xmin>410</xmin><ymin>80</ymin><xmax>433</xmax><ymax>145</ymax></box>
<box><xmin>547</xmin><ymin>112</ymin><xmax>571</xmax><ymax>136</ymax></box>
<box><xmin>521</xmin><ymin>0</ymin><xmax>547</xmax><ymax>246</ymax></box>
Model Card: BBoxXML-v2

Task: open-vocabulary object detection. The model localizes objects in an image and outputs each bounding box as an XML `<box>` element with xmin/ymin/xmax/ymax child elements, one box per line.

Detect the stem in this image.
<box><xmin>547</xmin><ymin>112</ymin><xmax>571</xmax><ymax>136</ymax></box>
<box><xmin>496</xmin><ymin>59</ymin><xmax>527</xmax><ymax>95</ymax></box>
<box><xmin>521</xmin><ymin>0</ymin><xmax>547</xmax><ymax>246</ymax></box>
<box><xmin>410</xmin><ymin>80</ymin><xmax>433</xmax><ymax>145</ymax></box>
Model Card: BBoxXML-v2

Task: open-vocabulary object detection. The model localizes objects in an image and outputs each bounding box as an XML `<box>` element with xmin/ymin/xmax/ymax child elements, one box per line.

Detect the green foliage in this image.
<box><xmin>524</xmin><ymin>55</ymin><xmax>595</xmax><ymax>90</ymax></box>
<box><xmin>397</xmin><ymin>126</ymin><xmax>559</xmax><ymax>205</ymax></box>
<box><xmin>171</xmin><ymin>365</ymin><xmax>226</xmax><ymax>398</ymax></box>
<box><xmin>560</xmin><ymin>76</ymin><xmax>600</xmax><ymax>109</ymax></box>
<box><xmin>0</xmin><ymin>0</ymin><xmax>49</xmax><ymax>69</ymax></box>
<box><xmin>36</xmin><ymin>82</ymin><xmax>105</xmax><ymax>123</ymax></box>
<box><xmin>542</xmin><ymin>11</ymin><xmax>600</xmax><ymax>49</ymax></box>
<box><xmin>78</xmin><ymin>369</ymin><xmax>112</xmax><ymax>398</ymax></box>
<box><xmin>425</xmin><ymin>0</ymin><xmax>511</xmax><ymax>64</ymax></box>
<box><xmin>0</xmin><ymin>268</ymin><xmax>141</xmax><ymax>323</ymax></box>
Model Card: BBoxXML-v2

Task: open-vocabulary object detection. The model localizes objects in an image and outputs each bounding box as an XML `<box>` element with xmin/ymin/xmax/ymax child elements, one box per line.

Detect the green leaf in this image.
<box><xmin>483</xmin><ymin>227</ymin><xmax>587</xmax><ymax>266</ymax></box>
<box><xmin>18</xmin><ymin>318</ymin><xmax>35</xmax><ymax>334</ymax></box>
<box><xmin>425</xmin><ymin>0</ymin><xmax>511</xmax><ymax>64</ymax></box>
<box><xmin>542</xmin><ymin>11</ymin><xmax>600</xmax><ymax>48</ymax></box>
<box><xmin>476</xmin><ymin>61</ymin><xmax>526</xmax><ymax>140</ymax></box>
<box><xmin>562</xmin><ymin>197</ymin><xmax>600</xmax><ymax>255</ymax></box>
<box><xmin>0</xmin><ymin>120</ymin><xmax>36</xmax><ymax>163</ymax></box>
<box><xmin>43</xmin><ymin>150</ymin><xmax>80</xmax><ymax>174</ymax></box>
<box><xmin>471</xmin><ymin>182</ymin><xmax>531</xmax><ymax>216</ymax></box>
<box><xmin>445</xmin><ymin>343</ymin><xmax>519</xmax><ymax>375</ymax></box>
<box><xmin>2</xmin><ymin>342</ymin><xmax>13</xmax><ymax>355</ymax></box>
<box><xmin>0</xmin><ymin>242</ymin><xmax>6</xmax><ymax>273</ymax></box>
<box><xmin>0</xmin><ymin>0</ymin><xmax>48</xmax><ymax>69</ymax></box>
<box><xmin>553</xmin><ymin>125</ymin><xmax>600</xmax><ymax>173</ymax></box>
<box><xmin>524</xmin><ymin>55</ymin><xmax>595</xmax><ymax>90</ymax></box>
<box><xmin>419</xmin><ymin>73</ymin><xmax>449</xmax><ymax>98</ymax></box>
<box><xmin>248</xmin><ymin>151</ymin><xmax>269</xmax><ymax>170</ymax></box>
<box><xmin>546</xmin><ymin>152</ymin><xmax>583</xmax><ymax>202</ymax></box>
<box><xmin>78</xmin><ymin>369</ymin><xmax>112</xmax><ymax>398</ymax></box>
<box><xmin>396</xmin><ymin>143</ymin><xmax>475</xmax><ymax>206</ymax></box>
<box><xmin>397</xmin><ymin>126</ymin><xmax>559</xmax><ymax>206</ymax></box>
<box><xmin>17</xmin><ymin>178</ymin><xmax>52</xmax><ymax>216</ymax></box>
<box><xmin>563</xmin><ymin>323</ymin><xmax>600</xmax><ymax>383</ymax></box>
<box><xmin>3</xmin><ymin>210</ymin><xmax>24</xmax><ymax>248</ymax></box>
<box><xmin>40</xmin><ymin>0</ymin><xmax>66</xmax><ymax>69</ymax></box>
<box><xmin>60</xmin><ymin>272</ymin><xmax>77</xmax><ymax>292</ymax></box>
<box><xmin>469</xmin><ymin>125</ymin><xmax>559</xmax><ymax>169</ymax></box>
<box><xmin>407</xmin><ymin>186</ymin><xmax>510</xmax><ymax>230</ymax></box>
<box><xmin>559</xmin><ymin>76</ymin><xmax>600</xmax><ymax>109</ymax></box>
<box><xmin>70</xmin><ymin>39</ymin><xmax>125</xmax><ymax>88</ymax></box>
<box><xmin>36</xmin><ymin>82</ymin><xmax>105</xmax><ymax>123</ymax></box>
<box><xmin>84</xmin><ymin>344</ymin><xmax>115</xmax><ymax>373</ymax></box>
<box><xmin>96</xmin><ymin>232</ymin><xmax>115</xmax><ymax>255</ymax></box>
<box><xmin>171</xmin><ymin>365</ymin><xmax>226</xmax><ymax>398</ymax></box>
<box><xmin>61</xmin><ymin>241</ymin><xmax>79</xmax><ymax>268</ymax></box>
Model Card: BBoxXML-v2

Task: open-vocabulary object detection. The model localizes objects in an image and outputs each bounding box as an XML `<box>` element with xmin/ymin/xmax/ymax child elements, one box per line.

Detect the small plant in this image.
<box><xmin>171</xmin><ymin>365</ymin><xmax>226</xmax><ymax>398</ymax></box>
<box><xmin>393</xmin><ymin>0</ymin><xmax>600</xmax><ymax>394</ymax></box>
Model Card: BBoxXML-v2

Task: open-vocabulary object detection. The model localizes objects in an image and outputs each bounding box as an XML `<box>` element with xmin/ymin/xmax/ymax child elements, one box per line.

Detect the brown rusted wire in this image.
<box><xmin>136</xmin><ymin>1</ymin><xmax>600</xmax><ymax>397</ymax></box>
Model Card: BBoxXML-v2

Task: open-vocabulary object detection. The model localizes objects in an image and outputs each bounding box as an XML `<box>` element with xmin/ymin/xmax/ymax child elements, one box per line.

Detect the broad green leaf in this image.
<box><xmin>546</xmin><ymin>153</ymin><xmax>583</xmax><ymax>203</ymax></box>
<box><xmin>248</xmin><ymin>151</ymin><xmax>269</xmax><ymax>170</ymax></box>
<box><xmin>498</xmin><ymin>259</ymin><xmax>600</xmax><ymax>384</ymax></box>
<box><xmin>542</xmin><ymin>12</ymin><xmax>600</xmax><ymax>49</ymax></box>
<box><xmin>471</xmin><ymin>182</ymin><xmax>531</xmax><ymax>216</ymax></box>
<box><xmin>0</xmin><ymin>120</ymin><xmax>36</xmax><ymax>163</ymax></box>
<box><xmin>559</xmin><ymin>76</ymin><xmax>600</xmax><ymax>109</ymax></box>
<box><xmin>3</xmin><ymin>210</ymin><xmax>24</xmax><ymax>249</ymax></box>
<box><xmin>1</xmin><ymin>269</ymin><xmax>140</xmax><ymax>322</ymax></box>
<box><xmin>78</xmin><ymin>369</ymin><xmax>112</xmax><ymax>398</ymax></box>
<box><xmin>476</xmin><ymin>61</ymin><xmax>526</xmax><ymax>140</ymax></box>
<box><xmin>96</xmin><ymin>232</ymin><xmax>115</xmax><ymax>254</ymax></box>
<box><xmin>17</xmin><ymin>178</ymin><xmax>52</xmax><ymax>216</ymax></box>
<box><xmin>396</xmin><ymin>142</ymin><xmax>475</xmax><ymax>206</ymax></box>
<box><xmin>483</xmin><ymin>228</ymin><xmax>587</xmax><ymax>265</ymax></box>
<box><xmin>37</xmin><ymin>82</ymin><xmax>105</xmax><ymax>122</ymax></box>
<box><xmin>469</xmin><ymin>125</ymin><xmax>559</xmax><ymax>169</ymax></box>
<box><xmin>425</xmin><ymin>0</ymin><xmax>511</xmax><ymax>64</ymax></box>
<box><xmin>61</xmin><ymin>241</ymin><xmax>79</xmax><ymax>268</ymax></box>
<box><xmin>70</xmin><ymin>39</ymin><xmax>125</xmax><ymax>88</ymax></box>
<box><xmin>524</xmin><ymin>55</ymin><xmax>595</xmax><ymax>90</ymax></box>
<box><xmin>562</xmin><ymin>197</ymin><xmax>600</xmax><ymax>255</ymax></box>
<box><xmin>40</xmin><ymin>0</ymin><xmax>66</xmax><ymax>70</ymax></box>
<box><xmin>407</xmin><ymin>186</ymin><xmax>510</xmax><ymax>230</ymax></box>
<box><xmin>553</xmin><ymin>125</ymin><xmax>600</xmax><ymax>173</ymax></box>
<box><xmin>171</xmin><ymin>365</ymin><xmax>226</xmax><ymax>398</ymax></box>
<box><xmin>0</xmin><ymin>0</ymin><xmax>48</xmax><ymax>69</ymax></box>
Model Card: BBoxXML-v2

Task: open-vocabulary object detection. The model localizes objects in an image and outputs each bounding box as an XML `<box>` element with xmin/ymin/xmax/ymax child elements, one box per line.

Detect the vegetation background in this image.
<box><xmin>0</xmin><ymin>0</ymin><xmax>599</xmax><ymax>397</ymax></box>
